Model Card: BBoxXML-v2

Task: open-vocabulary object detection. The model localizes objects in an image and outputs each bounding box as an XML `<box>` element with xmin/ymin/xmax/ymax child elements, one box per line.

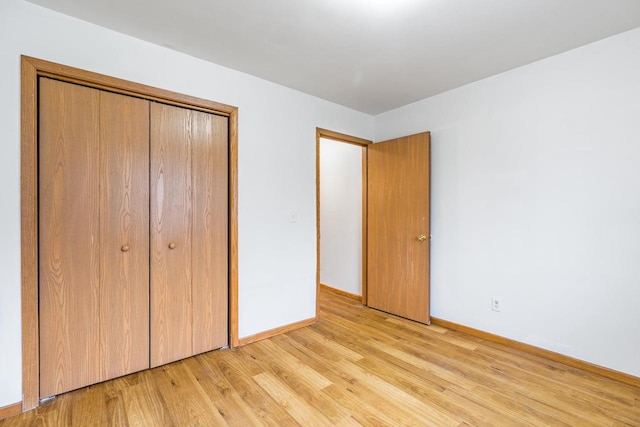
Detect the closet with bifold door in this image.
<box><xmin>38</xmin><ymin>77</ymin><xmax>228</xmax><ymax>398</ymax></box>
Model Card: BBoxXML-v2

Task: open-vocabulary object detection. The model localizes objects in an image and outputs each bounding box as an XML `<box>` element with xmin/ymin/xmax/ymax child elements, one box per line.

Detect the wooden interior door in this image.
<box><xmin>150</xmin><ymin>103</ymin><xmax>229</xmax><ymax>367</ymax></box>
<box><xmin>99</xmin><ymin>91</ymin><xmax>150</xmax><ymax>381</ymax></box>
<box><xmin>150</xmin><ymin>103</ymin><xmax>194</xmax><ymax>367</ymax></box>
<box><xmin>36</xmin><ymin>68</ymin><xmax>231</xmax><ymax>401</ymax></box>
<box><xmin>39</xmin><ymin>79</ymin><xmax>150</xmax><ymax>397</ymax></box>
<box><xmin>366</xmin><ymin>132</ymin><xmax>431</xmax><ymax>324</ymax></box>
<box><xmin>191</xmin><ymin>111</ymin><xmax>229</xmax><ymax>355</ymax></box>
<box><xmin>39</xmin><ymin>78</ymin><xmax>101</xmax><ymax>397</ymax></box>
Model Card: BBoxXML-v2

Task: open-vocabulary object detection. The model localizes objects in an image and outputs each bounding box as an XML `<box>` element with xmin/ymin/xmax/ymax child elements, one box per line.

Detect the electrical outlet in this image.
<box><xmin>491</xmin><ymin>297</ymin><xmax>502</xmax><ymax>312</ymax></box>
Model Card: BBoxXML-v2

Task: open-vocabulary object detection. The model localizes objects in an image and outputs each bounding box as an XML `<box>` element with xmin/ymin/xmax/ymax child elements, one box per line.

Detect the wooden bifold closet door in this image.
<box><xmin>150</xmin><ymin>103</ymin><xmax>228</xmax><ymax>368</ymax></box>
<box><xmin>38</xmin><ymin>78</ymin><xmax>228</xmax><ymax>398</ymax></box>
<box><xmin>39</xmin><ymin>78</ymin><xmax>150</xmax><ymax>397</ymax></box>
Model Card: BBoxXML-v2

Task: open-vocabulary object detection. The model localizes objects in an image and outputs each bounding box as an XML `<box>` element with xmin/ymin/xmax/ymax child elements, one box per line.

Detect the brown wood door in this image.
<box><xmin>150</xmin><ymin>102</ymin><xmax>193</xmax><ymax>367</ymax></box>
<box><xmin>191</xmin><ymin>111</ymin><xmax>229</xmax><ymax>355</ymax></box>
<box><xmin>150</xmin><ymin>103</ymin><xmax>228</xmax><ymax>367</ymax></box>
<box><xmin>39</xmin><ymin>79</ymin><xmax>150</xmax><ymax>397</ymax></box>
<box><xmin>366</xmin><ymin>132</ymin><xmax>431</xmax><ymax>324</ymax></box>
<box><xmin>99</xmin><ymin>91</ymin><xmax>150</xmax><ymax>381</ymax></box>
<box><xmin>39</xmin><ymin>78</ymin><xmax>101</xmax><ymax>397</ymax></box>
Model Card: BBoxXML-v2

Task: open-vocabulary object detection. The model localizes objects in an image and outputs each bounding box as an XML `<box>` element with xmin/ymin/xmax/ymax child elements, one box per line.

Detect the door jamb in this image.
<box><xmin>20</xmin><ymin>56</ymin><xmax>239</xmax><ymax>411</ymax></box>
<box><xmin>315</xmin><ymin>128</ymin><xmax>371</xmax><ymax>318</ymax></box>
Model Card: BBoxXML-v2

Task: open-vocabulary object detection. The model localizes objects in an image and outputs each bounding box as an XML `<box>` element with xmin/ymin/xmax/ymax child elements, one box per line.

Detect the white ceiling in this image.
<box><xmin>26</xmin><ymin>0</ymin><xmax>640</xmax><ymax>115</ymax></box>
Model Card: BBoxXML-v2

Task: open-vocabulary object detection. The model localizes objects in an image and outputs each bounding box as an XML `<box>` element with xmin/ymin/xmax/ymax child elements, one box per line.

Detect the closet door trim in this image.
<box><xmin>20</xmin><ymin>55</ymin><xmax>239</xmax><ymax>411</ymax></box>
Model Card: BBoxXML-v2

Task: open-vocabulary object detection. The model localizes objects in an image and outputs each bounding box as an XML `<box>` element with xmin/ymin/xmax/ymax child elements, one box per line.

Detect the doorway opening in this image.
<box><xmin>315</xmin><ymin>128</ymin><xmax>371</xmax><ymax>316</ymax></box>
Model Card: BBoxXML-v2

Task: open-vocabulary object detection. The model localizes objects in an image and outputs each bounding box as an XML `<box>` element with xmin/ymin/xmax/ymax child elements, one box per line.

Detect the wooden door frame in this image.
<box><xmin>20</xmin><ymin>56</ymin><xmax>239</xmax><ymax>411</ymax></box>
<box><xmin>315</xmin><ymin>128</ymin><xmax>371</xmax><ymax>317</ymax></box>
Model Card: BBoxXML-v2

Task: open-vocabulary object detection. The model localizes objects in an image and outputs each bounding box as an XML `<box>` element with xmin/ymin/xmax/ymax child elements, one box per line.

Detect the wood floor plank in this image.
<box><xmin>253</xmin><ymin>372</ymin><xmax>334</xmax><ymax>426</ymax></box>
<box><xmin>392</xmin><ymin>336</ymin><xmax>612</xmax><ymax>426</ymax></box>
<box><xmin>273</xmin><ymin>333</ymin><xmax>443</xmax><ymax>426</ymax></box>
<box><xmin>337</xmin><ymin>359</ymin><xmax>461</xmax><ymax>426</ymax></box>
<box><xmin>115</xmin><ymin>371</ymin><xmax>173</xmax><ymax>426</ymax></box>
<box><xmin>242</xmin><ymin>340</ymin><xmax>364</xmax><ymax>425</ymax></box>
<box><xmin>154</xmin><ymin>363</ymin><xmax>228</xmax><ymax>426</ymax></box>
<box><xmin>252</xmin><ymin>339</ymin><xmax>334</xmax><ymax>389</ymax></box>
<box><xmin>213</xmin><ymin>349</ymin><xmax>300</xmax><ymax>426</ymax></box>
<box><xmin>265</xmin><ymin>335</ymin><xmax>409</xmax><ymax>427</ymax></box>
<box><xmin>355</xmin><ymin>342</ymin><xmax>533</xmax><ymax>426</ymax></box>
<box><xmin>288</xmin><ymin>326</ymin><xmax>365</xmax><ymax>363</ymax></box>
<box><xmin>2</xmin><ymin>289</ymin><xmax>639</xmax><ymax>426</ymax></box>
<box><xmin>475</xmin><ymin>341</ymin><xmax>640</xmax><ymax>404</ymax></box>
<box><xmin>183</xmin><ymin>355</ymin><xmax>265</xmax><ymax>426</ymax></box>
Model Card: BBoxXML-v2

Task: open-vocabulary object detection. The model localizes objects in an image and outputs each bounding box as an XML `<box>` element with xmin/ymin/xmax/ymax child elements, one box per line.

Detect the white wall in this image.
<box><xmin>319</xmin><ymin>138</ymin><xmax>363</xmax><ymax>296</ymax></box>
<box><xmin>375</xmin><ymin>27</ymin><xmax>640</xmax><ymax>377</ymax></box>
<box><xmin>0</xmin><ymin>0</ymin><xmax>373</xmax><ymax>407</ymax></box>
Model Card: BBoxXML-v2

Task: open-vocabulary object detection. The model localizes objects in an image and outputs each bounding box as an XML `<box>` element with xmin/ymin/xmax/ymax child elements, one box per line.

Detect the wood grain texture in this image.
<box><xmin>361</xmin><ymin>148</ymin><xmax>368</xmax><ymax>305</ymax></box>
<box><xmin>320</xmin><ymin>284</ymin><xmax>361</xmax><ymax>301</ymax></box>
<box><xmin>23</xmin><ymin>56</ymin><xmax>235</xmax><ymax>116</ymax></box>
<box><xmin>431</xmin><ymin>317</ymin><xmax>640</xmax><ymax>389</ymax></box>
<box><xmin>39</xmin><ymin>78</ymin><xmax>101</xmax><ymax>398</ymax></box>
<box><xmin>191</xmin><ymin>112</ymin><xmax>229</xmax><ymax>354</ymax></box>
<box><xmin>315</xmin><ymin>128</ymin><xmax>322</xmax><ymax>321</ymax></box>
<box><xmin>21</xmin><ymin>55</ymin><xmax>239</xmax><ymax>409</ymax></box>
<box><xmin>150</xmin><ymin>104</ymin><xmax>229</xmax><ymax>365</ymax></box>
<box><xmin>99</xmin><ymin>91</ymin><xmax>150</xmax><ymax>380</ymax></box>
<box><xmin>20</xmin><ymin>56</ymin><xmax>40</xmax><ymax>411</ymax></box>
<box><xmin>3</xmin><ymin>289</ymin><xmax>638</xmax><ymax>426</ymax></box>
<box><xmin>228</xmin><ymin>109</ymin><xmax>239</xmax><ymax>348</ymax></box>
<box><xmin>367</xmin><ymin>131</ymin><xmax>431</xmax><ymax>323</ymax></box>
<box><xmin>0</xmin><ymin>404</ymin><xmax>21</xmax><ymax>421</ymax></box>
<box><xmin>316</xmin><ymin>128</ymin><xmax>372</xmax><ymax>147</ymax></box>
<box><xmin>238</xmin><ymin>317</ymin><xmax>316</xmax><ymax>346</ymax></box>
<box><xmin>150</xmin><ymin>103</ymin><xmax>194</xmax><ymax>368</ymax></box>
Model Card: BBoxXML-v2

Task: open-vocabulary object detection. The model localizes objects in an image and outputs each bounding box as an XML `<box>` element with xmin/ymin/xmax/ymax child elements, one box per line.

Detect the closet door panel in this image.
<box><xmin>192</xmin><ymin>113</ymin><xmax>229</xmax><ymax>354</ymax></box>
<box><xmin>39</xmin><ymin>78</ymin><xmax>101</xmax><ymax>397</ymax></box>
<box><xmin>99</xmin><ymin>92</ymin><xmax>150</xmax><ymax>380</ymax></box>
<box><xmin>150</xmin><ymin>103</ymin><xmax>193</xmax><ymax>367</ymax></box>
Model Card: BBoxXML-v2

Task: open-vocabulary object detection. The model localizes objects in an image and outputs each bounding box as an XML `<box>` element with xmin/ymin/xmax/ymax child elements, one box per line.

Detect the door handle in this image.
<box><xmin>417</xmin><ymin>234</ymin><xmax>427</xmax><ymax>242</ymax></box>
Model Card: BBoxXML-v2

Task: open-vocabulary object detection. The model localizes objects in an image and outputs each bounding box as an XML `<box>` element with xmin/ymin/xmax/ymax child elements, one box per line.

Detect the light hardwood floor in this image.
<box><xmin>3</xmin><ymin>289</ymin><xmax>639</xmax><ymax>426</ymax></box>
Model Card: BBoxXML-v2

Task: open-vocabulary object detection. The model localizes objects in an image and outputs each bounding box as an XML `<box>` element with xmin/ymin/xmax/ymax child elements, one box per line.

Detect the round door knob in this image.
<box><xmin>121</xmin><ymin>245</ymin><xmax>130</xmax><ymax>252</ymax></box>
<box><xmin>417</xmin><ymin>234</ymin><xmax>427</xmax><ymax>242</ymax></box>
<box><xmin>168</xmin><ymin>242</ymin><xmax>176</xmax><ymax>249</ymax></box>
